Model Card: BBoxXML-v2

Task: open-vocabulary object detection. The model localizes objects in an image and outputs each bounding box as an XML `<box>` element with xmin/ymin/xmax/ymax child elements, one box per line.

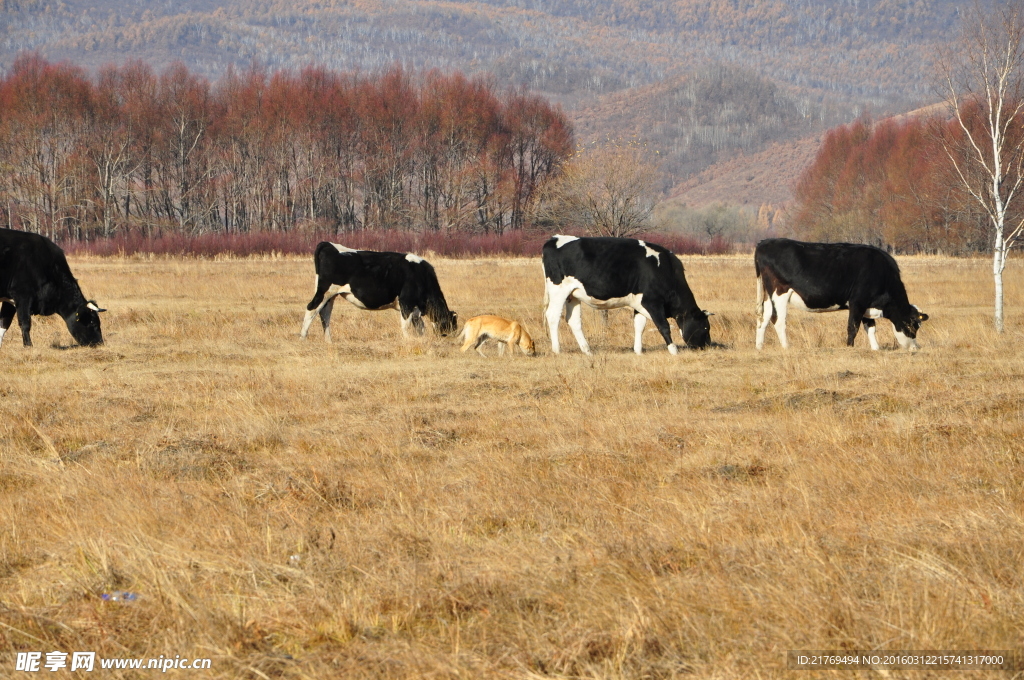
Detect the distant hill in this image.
<box><xmin>573</xmin><ymin>65</ymin><xmax>845</xmax><ymax>192</ymax></box>
<box><xmin>0</xmin><ymin>0</ymin><xmax>958</xmax><ymax>101</ymax></box>
<box><xmin>660</xmin><ymin>103</ymin><xmax>952</xmax><ymax>214</ymax></box>
<box><xmin>662</xmin><ymin>136</ymin><xmax>823</xmax><ymax>209</ymax></box>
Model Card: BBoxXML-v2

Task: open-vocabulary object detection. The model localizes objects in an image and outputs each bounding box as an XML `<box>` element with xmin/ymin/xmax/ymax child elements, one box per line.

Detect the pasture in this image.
<box><xmin>0</xmin><ymin>254</ymin><xmax>1022</xmax><ymax>679</ymax></box>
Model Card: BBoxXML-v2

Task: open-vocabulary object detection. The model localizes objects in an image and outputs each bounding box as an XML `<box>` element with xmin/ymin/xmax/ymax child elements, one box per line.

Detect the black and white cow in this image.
<box><xmin>755</xmin><ymin>238</ymin><xmax>929</xmax><ymax>351</ymax></box>
<box><xmin>542</xmin><ymin>235</ymin><xmax>711</xmax><ymax>354</ymax></box>
<box><xmin>300</xmin><ymin>242</ymin><xmax>457</xmax><ymax>341</ymax></box>
<box><xmin>0</xmin><ymin>228</ymin><xmax>105</xmax><ymax>348</ymax></box>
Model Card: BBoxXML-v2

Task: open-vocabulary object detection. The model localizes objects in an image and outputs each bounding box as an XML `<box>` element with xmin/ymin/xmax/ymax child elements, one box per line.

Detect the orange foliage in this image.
<box><xmin>790</xmin><ymin>114</ymin><xmax>992</xmax><ymax>254</ymax></box>
<box><xmin>0</xmin><ymin>54</ymin><xmax>574</xmax><ymax>240</ymax></box>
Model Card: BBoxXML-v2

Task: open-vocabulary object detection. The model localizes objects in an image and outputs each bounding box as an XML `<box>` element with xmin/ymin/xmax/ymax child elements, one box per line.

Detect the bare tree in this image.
<box><xmin>937</xmin><ymin>0</ymin><xmax>1024</xmax><ymax>332</ymax></box>
<box><xmin>535</xmin><ymin>142</ymin><xmax>658</xmax><ymax>237</ymax></box>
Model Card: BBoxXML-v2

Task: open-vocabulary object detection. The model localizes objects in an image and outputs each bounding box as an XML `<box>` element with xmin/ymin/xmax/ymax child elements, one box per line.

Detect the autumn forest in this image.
<box><xmin>0</xmin><ymin>54</ymin><xmax>573</xmax><ymax>242</ymax></box>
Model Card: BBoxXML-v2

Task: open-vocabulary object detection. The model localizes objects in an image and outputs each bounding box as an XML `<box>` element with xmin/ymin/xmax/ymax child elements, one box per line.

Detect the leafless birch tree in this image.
<box><xmin>938</xmin><ymin>0</ymin><xmax>1024</xmax><ymax>332</ymax></box>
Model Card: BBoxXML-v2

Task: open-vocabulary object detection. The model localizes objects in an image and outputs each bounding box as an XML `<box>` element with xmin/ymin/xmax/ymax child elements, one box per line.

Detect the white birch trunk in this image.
<box><xmin>994</xmin><ymin>233</ymin><xmax>1005</xmax><ymax>333</ymax></box>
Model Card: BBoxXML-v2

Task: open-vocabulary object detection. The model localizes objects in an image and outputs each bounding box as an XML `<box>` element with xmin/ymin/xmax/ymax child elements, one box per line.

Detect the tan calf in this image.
<box><xmin>458</xmin><ymin>315</ymin><xmax>536</xmax><ymax>357</ymax></box>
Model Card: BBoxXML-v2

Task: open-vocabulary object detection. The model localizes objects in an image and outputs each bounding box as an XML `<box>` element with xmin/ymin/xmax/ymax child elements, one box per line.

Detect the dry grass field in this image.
<box><xmin>1</xmin><ymin>253</ymin><xmax>1023</xmax><ymax>679</ymax></box>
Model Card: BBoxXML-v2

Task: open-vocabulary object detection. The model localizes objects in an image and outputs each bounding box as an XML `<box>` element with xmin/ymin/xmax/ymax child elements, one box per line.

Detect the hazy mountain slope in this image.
<box><xmin>660</xmin><ymin>103</ymin><xmax>953</xmax><ymax>211</ymax></box>
<box><xmin>1</xmin><ymin>0</ymin><xmax>956</xmax><ymax>103</ymax></box>
<box><xmin>573</xmin><ymin>64</ymin><xmax>835</xmax><ymax>189</ymax></box>
<box><xmin>663</xmin><ymin>136</ymin><xmax>823</xmax><ymax>209</ymax></box>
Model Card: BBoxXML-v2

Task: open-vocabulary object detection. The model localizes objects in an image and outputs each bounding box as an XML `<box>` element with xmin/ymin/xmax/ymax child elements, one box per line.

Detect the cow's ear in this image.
<box><xmin>918</xmin><ymin>312</ymin><xmax>929</xmax><ymax>322</ymax></box>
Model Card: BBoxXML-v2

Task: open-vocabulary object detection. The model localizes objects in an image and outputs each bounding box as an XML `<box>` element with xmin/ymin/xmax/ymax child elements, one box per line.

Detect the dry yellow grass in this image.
<box><xmin>1</xmin><ymin>253</ymin><xmax>1022</xmax><ymax>679</ymax></box>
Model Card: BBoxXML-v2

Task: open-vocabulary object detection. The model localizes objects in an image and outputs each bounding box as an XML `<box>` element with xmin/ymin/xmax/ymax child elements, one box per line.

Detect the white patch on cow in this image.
<box><xmin>755</xmin><ymin>295</ymin><xmax>773</xmax><ymax>350</ymax></box>
<box><xmin>325</xmin><ymin>283</ymin><xmax>358</xmax><ymax>307</ymax></box>
<box><xmin>864</xmin><ymin>308</ymin><xmax>883</xmax><ymax>319</ymax></box>
<box><xmin>0</xmin><ymin>325</ymin><xmax>6</xmax><ymax>348</ymax></box>
<box><xmin>301</xmin><ymin>280</ymin><xmax>401</xmax><ymax>341</ymax></box>
<box><xmin>86</xmin><ymin>302</ymin><xmax>101</xmax><ymax>312</ymax></box>
<box><xmin>544</xmin><ymin>276</ymin><xmax>584</xmax><ymax>354</ymax></box>
<box><xmin>769</xmin><ymin>290</ymin><xmax>792</xmax><ymax>349</ymax></box>
<box><xmin>564</xmin><ymin>298</ymin><xmax>590</xmax><ymax>354</ymax></box>
<box><xmin>331</xmin><ymin>243</ymin><xmax>357</xmax><ymax>253</ymax></box>
<box><xmin>787</xmin><ymin>291</ymin><xmax>840</xmax><ymax>313</ymax></box>
<box><xmin>866</xmin><ymin>324</ymin><xmax>880</xmax><ymax>350</ymax></box>
<box><xmin>633</xmin><ymin>313</ymin><xmax>647</xmax><ymax>354</ymax></box>
<box><xmin>405</xmin><ymin>253</ymin><xmax>423</xmax><ymax>264</ymax></box>
<box><xmin>638</xmin><ymin>240</ymin><xmax>661</xmax><ymax>265</ymax></box>
<box><xmin>400</xmin><ymin>307</ymin><xmax>425</xmax><ymax>337</ymax></box>
<box><xmin>300</xmin><ymin>307</ymin><xmax>319</xmax><ymax>340</ymax></box>
<box><xmin>553</xmin><ymin>234</ymin><xmax>579</xmax><ymax>248</ymax></box>
<box><xmin>574</xmin><ymin>290</ymin><xmax>646</xmax><ymax>313</ymax></box>
<box><xmin>893</xmin><ymin>328</ymin><xmax>919</xmax><ymax>351</ymax></box>
<box><xmin>544</xmin><ymin>275</ymin><xmax>659</xmax><ymax>354</ymax></box>
<box><xmin>667</xmin><ymin>343</ymin><xmax>679</xmax><ymax>356</ymax></box>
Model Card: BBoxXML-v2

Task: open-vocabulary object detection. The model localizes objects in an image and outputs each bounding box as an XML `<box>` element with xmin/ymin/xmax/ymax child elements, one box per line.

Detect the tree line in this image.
<box><xmin>0</xmin><ymin>54</ymin><xmax>574</xmax><ymax>242</ymax></box>
<box><xmin>789</xmin><ymin>113</ymin><xmax>1003</xmax><ymax>256</ymax></box>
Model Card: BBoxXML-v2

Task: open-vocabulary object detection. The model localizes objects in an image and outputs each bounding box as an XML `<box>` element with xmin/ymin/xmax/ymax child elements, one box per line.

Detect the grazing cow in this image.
<box><xmin>755</xmin><ymin>238</ymin><xmax>929</xmax><ymax>351</ymax></box>
<box><xmin>300</xmin><ymin>242</ymin><xmax>457</xmax><ymax>341</ymax></box>
<box><xmin>542</xmin><ymin>235</ymin><xmax>711</xmax><ymax>355</ymax></box>
<box><xmin>0</xmin><ymin>228</ymin><xmax>105</xmax><ymax>348</ymax></box>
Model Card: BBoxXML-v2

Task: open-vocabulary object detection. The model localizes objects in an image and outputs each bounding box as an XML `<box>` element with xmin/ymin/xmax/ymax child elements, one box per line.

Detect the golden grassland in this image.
<box><xmin>0</xmin><ymin>254</ymin><xmax>1022</xmax><ymax>679</ymax></box>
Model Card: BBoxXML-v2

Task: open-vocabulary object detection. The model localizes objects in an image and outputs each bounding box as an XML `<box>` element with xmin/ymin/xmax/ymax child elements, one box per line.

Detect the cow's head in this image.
<box><xmin>678</xmin><ymin>309</ymin><xmax>712</xmax><ymax>349</ymax></box>
<box><xmin>65</xmin><ymin>301</ymin><xmax>105</xmax><ymax>346</ymax></box>
<box><xmin>892</xmin><ymin>305</ymin><xmax>929</xmax><ymax>351</ymax></box>
<box><xmin>435</xmin><ymin>310</ymin><xmax>458</xmax><ymax>337</ymax></box>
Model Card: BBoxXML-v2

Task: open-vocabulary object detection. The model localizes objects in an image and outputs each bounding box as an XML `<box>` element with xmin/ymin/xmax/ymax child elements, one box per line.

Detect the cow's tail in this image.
<box><xmin>304</xmin><ymin>242</ymin><xmax>335</xmax><ymax>311</ymax></box>
<box><xmin>313</xmin><ymin>241</ymin><xmax>335</xmax><ymax>276</ymax></box>
<box><xmin>756</xmin><ymin>273</ymin><xmax>765</xmax><ymax>319</ymax></box>
<box><xmin>754</xmin><ymin>253</ymin><xmax>766</xmax><ymax>320</ymax></box>
<box><xmin>541</xmin><ymin>283</ymin><xmax>551</xmax><ymax>339</ymax></box>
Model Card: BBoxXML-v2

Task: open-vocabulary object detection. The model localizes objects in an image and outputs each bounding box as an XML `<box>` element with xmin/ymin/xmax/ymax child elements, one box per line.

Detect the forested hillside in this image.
<box><xmin>1</xmin><ymin>0</ymin><xmax>955</xmax><ymax>106</ymax></box>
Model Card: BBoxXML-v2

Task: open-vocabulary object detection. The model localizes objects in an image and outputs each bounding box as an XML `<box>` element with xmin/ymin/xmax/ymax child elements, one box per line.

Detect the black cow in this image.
<box><xmin>754</xmin><ymin>238</ymin><xmax>928</xmax><ymax>351</ymax></box>
<box><xmin>542</xmin><ymin>235</ymin><xmax>711</xmax><ymax>354</ymax></box>
<box><xmin>300</xmin><ymin>242</ymin><xmax>457</xmax><ymax>341</ymax></box>
<box><xmin>0</xmin><ymin>228</ymin><xmax>105</xmax><ymax>348</ymax></box>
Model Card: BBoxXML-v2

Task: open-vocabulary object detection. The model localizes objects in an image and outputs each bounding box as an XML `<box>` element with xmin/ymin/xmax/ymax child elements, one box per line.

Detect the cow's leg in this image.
<box><xmin>476</xmin><ymin>336</ymin><xmax>488</xmax><ymax>357</ymax></box>
<box><xmin>756</xmin><ymin>296</ymin><xmax>774</xmax><ymax>350</ymax></box>
<box><xmin>400</xmin><ymin>307</ymin><xmax>424</xmax><ymax>338</ymax></box>
<box><xmin>643</xmin><ymin>304</ymin><xmax>678</xmax><ymax>355</ymax></box>
<box><xmin>772</xmin><ymin>291</ymin><xmax>790</xmax><ymax>349</ymax></box>
<box><xmin>846</xmin><ymin>306</ymin><xmax>865</xmax><ymax>346</ymax></box>
<box><xmin>862</xmin><ymin>318</ymin><xmax>880</xmax><ymax>350</ymax></box>
<box><xmin>16</xmin><ymin>304</ymin><xmax>32</xmax><ymax>347</ymax></box>
<box><xmin>544</xmin><ymin>282</ymin><xmax>572</xmax><ymax>354</ymax></box>
<box><xmin>318</xmin><ymin>296</ymin><xmax>337</xmax><ymax>343</ymax></box>
<box><xmin>564</xmin><ymin>299</ymin><xmax>591</xmax><ymax>355</ymax></box>
<box><xmin>0</xmin><ymin>302</ymin><xmax>15</xmax><ymax>348</ymax></box>
<box><xmin>632</xmin><ymin>311</ymin><xmax>647</xmax><ymax>354</ymax></box>
<box><xmin>301</xmin><ymin>278</ymin><xmax>335</xmax><ymax>339</ymax></box>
